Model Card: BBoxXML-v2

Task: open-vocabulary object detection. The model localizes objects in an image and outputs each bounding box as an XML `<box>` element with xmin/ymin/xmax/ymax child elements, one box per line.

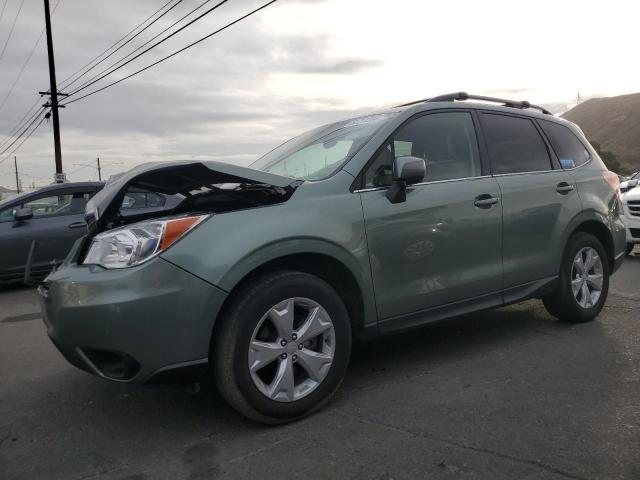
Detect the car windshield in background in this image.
<box><xmin>251</xmin><ymin>112</ymin><xmax>396</xmax><ymax>180</ymax></box>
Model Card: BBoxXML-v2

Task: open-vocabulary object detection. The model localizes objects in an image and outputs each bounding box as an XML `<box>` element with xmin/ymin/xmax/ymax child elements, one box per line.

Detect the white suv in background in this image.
<box><xmin>621</xmin><ymin>187</ymin><xmax>640</xmax><ymax>255</ymax></box>
<box><xmin>620</xmin><ymin>172</ymin><xmax>638</xmax><ymax>194</ymax></box>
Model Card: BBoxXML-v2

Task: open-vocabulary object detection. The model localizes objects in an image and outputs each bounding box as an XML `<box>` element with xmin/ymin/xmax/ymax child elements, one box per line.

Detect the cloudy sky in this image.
<box><xmin>0</xmin><ymin>0</ymin><xmax>638</xmax><ymax>189</ymax></box>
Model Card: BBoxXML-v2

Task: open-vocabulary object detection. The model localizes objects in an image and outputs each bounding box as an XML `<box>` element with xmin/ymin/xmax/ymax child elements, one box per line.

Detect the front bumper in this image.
<box><xmin>39</xmin><ymin>257</ymin><xmax>227</xmax><ymax>383</ymax></box>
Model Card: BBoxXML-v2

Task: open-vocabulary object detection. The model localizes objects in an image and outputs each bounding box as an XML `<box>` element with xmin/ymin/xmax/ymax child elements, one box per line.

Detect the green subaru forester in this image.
<box><xmin>40</xmin><ymin>92</ymin><xmax>626</xmax><ymax>423</ymax></box>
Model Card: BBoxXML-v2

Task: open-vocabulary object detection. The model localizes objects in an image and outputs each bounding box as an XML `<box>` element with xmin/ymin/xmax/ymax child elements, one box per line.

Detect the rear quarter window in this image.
<box><xmin>539</xmin><ymin>120</ymin><xmax>591</xmax><ymax>169</ymax></box>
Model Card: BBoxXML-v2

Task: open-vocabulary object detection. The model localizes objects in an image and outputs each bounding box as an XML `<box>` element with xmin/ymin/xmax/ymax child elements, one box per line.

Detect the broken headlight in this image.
<box><xmin>83</xmin><ymin>214</ymin><xmax>208</xmax><ymax>269</ymax></box>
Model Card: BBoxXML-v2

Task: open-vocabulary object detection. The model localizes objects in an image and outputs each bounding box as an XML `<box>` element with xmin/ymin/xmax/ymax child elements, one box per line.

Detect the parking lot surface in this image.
<box><xmin>1</xmin><ymin>254</ymin><xmax>639</xmax><ymax>479</ymax></box>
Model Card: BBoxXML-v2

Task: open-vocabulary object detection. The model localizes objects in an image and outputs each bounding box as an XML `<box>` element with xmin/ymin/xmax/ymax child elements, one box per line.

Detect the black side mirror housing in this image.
<box><xmin>386</xmin><ymin>156</ymin><xmax>426</xmax><ymax>204</ymax></box>
<box><xmin>13</xmin><ymin>207</ymin><xmax>33</xmax><ymax>226</ymax></box>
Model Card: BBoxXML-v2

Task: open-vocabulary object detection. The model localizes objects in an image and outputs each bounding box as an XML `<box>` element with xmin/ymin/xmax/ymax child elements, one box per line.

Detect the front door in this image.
<box><xmin>359</xmin><ymin>111</ymin><xmax>503</xmax><ymax>322</ymax></box>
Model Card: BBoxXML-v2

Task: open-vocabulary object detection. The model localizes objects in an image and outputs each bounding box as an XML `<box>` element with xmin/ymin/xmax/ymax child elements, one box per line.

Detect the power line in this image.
<box><xmin>0</xmin><ymin>0</ymin><xmax>62</xmax><ymax>114</ymax></box>
<box><xmin>0</xmin><ymin>0</ymin><xmax>8</xmax><ymax>24</ymax></box>
<box><xmin>63</xmin><ymin>0</ymin><xmax>232</xmax><ymax>100</ymax></box>
<box><xmin>0</xmin><ymin>0</ymin><xmax>26</xmax><ymax>62</ymax></box>
<box><xmin>68</xmin><ymin>162</ymin><xmax>93</xmax><ymax>176</ymax></box>
<box><xmin>69</xmin><ymin>0</ymin><xmax>216</xmax><ymax>95</ymax></box>
<box><xmin>63</xmin><ymin>0</ymin><xmax>278</xmax><ymax>105</ymax></box>
<box><xmin>0</xmin><ymin>111</ymin><xmax>47</xmax><ymax>165</ymax></box>
<box><xmin>57</xmin><ymin>0</ymin><xmax>179</xmax><ymax>90</ymax></box>
<box><xmin>0</xmin><ymin>99</ymin><xmax>42</xmax><ymax>148</ymax></box>
<box><xmin>0</xmin><ymin>98</ymin><xmax>43</xmax><ymax>151</ymax></box>
<box><xmin>0</xmin><ymin>106</ymin><xmax>46</xmax><ymax>158</ymax></box>
<box><xmin>0</xmin><ymin>107</ymin><xmax>46</xmax><ymax>160</ymax></box>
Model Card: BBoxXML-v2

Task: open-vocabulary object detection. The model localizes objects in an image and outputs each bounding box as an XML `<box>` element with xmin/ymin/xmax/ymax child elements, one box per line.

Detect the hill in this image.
<box><xmin>561</xmin><ymin>93</ymin><xmax>640</xmax><ymax>173</ymax></box>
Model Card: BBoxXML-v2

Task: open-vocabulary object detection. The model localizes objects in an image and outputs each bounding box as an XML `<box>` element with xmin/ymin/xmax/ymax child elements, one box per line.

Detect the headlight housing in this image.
<box><xmin>83</xmin><ymin>214</ymin><xmax>208</xmax><ymax>269</ymax></box>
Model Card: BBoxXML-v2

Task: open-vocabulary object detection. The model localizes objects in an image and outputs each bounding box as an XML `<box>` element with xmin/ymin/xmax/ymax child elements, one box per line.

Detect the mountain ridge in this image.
<box><xmin>561</xmin><ymin>92</ymin><xmax>640</xmax><ymax>173</ymax></box>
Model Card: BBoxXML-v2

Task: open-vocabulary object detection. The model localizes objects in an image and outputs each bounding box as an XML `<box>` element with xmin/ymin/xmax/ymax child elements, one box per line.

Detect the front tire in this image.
<box><xmin>626</xmin><ymin>243</ymin><xmax>635</xmax><ymax>255</ymax></box>
<box><xmin>543</xmin><ymin>232</ymin><xmax>609</xmax><ymax>323</ymax></box>
<box><xmin>212</xmin><ymin>271</ymin><xmax>352</xmax><ymax>424</ymax></box>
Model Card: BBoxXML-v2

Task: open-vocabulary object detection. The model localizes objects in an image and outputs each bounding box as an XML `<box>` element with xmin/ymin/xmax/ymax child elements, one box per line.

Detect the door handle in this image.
<box><xmin>68</xmin><ymin>221</ymin><xmax>86</xmax><ymax>229</ymax></box>
<box><xmin>556</xmin><ymin>182</ymin><xmax>575</xmax><ymax>194</ymax></box>
<box><xmin>474</xmin><ymin>195</ymin><xmax>499</xmax><ymax>208</ymax></box>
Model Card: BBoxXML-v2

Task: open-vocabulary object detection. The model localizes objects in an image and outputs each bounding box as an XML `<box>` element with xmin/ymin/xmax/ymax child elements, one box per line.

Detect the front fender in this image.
<box><xmin>218</xmin><ymin>236</ymin><xmax>366</xmax><ymax>290</ymax></box>
<box><xmin>161</xmin><ymin>180</ymin><xmax>377</xmax><ymax>327</ymax></box>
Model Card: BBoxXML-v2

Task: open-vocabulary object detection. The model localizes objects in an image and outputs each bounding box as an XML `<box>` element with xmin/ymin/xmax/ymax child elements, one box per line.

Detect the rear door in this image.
<box><xmin>479</xmin><ymin>112</ymin><xmax>581</xmax><ymax>295</ymax></box>
<box><xmin>359</xmin><ymin>111</ymin><xmax>503</xmax><ymax>322</ymax></box>
<box><xmin>0</xmin><ymin>187</ymin><xmax>98</xmax><ymax>280</ymax></box>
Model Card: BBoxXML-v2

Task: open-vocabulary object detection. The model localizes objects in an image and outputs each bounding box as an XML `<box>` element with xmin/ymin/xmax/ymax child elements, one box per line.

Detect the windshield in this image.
<box><xmin>251</xmin><ymin>112</ymin><xmax>396</xmax><ymax>180</ymax></box>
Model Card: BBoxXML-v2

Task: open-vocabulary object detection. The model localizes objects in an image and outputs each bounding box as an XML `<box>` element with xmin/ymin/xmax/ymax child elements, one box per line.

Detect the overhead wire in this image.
<box><xmin>67</xmin><ymin>0</ymin><xmax>216</xmax><ymax>95</ymax></box>
<box><xmin>0</xmin><ymin>0</ymin><xmax>26</xmax><ymax>62</ymax></box>
<box><xmin>0</xmin><ymin>0</ymin><xmax>8</xmax><ymax>24</ymax></box>
<box><xmin>57</xmin><ymin>0</ymin><xmax>180</xmax><ymax>90</ymax></box>
<box><xmin>2</xmin><ymin>0</ymin><xmax>174</xmax><ymax>150</ymax></box>
<box><xmin>62</xmin><ymin>0</ymin><xmax>234</xmax><ymax>100</ymax></box>
<box><xmin>0</xmin><ymin>0</ymin><xmax>62</xmax><ymax>113</ymax></box>
<box><xmin>1</xmin><ymin>0</ymin><xmax>279</xmax><ymax>172</ymax></box>
<box><xmin>62</xmin><ymin>0</ymin><xmax>278</xmax><ymax>105</ymax></box>
<box><xmin>0</xmin><ymin>109</ymin><xmax>48</xmax><ymax>165</ymax></box>
<box><xmin>0</xmin><ymin>106</ymin><xmax>46</xmax><ymax>160</ymax></box>
<box><xmin>0</xmin><ymin>97</ymin><xmax>43</xmax><ymax>150</ymax></box>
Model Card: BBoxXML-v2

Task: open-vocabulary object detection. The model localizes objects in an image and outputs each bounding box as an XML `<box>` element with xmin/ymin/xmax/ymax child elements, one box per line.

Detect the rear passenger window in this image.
<box><xmin>539</xmin><ymin>120</ymin><xmax>590</xmax><ymax>169</ymax></box>
<box><xmin>364</xmin><ymin>112</ymin><xmax>481</xmax><ymax>188</ymax></box>
<box><xmin>481</xmin><ymin>114</ymin><xmax>552</xmax><ymax>174</ymax></box>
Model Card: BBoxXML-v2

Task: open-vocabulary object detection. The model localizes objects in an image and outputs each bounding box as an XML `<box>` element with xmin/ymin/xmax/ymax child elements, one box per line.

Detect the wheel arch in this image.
<box><xmin>564</xmin><ymin>212</ymin><xmax>615</xmax><ymax>270</ymax></box>
<box><xmin>213</xmin><ymin>242</ymin><xmax>377</xmax><ymax>342</ymax></box>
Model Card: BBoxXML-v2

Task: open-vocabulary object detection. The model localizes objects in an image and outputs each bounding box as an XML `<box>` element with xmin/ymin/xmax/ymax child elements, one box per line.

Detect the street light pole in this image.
<box><xmin>43</xmin><ymin>0</ymin><xmax>64</xmax><ymax>183</ymax></box>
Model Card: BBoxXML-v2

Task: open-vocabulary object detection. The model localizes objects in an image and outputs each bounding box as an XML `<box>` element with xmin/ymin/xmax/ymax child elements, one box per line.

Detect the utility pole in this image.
<box><xmin>96</xmin><ymin>157</ymin><xmax>101</xmax><ymax>181</ymax></box>
<box><xmin>14</xmin><ymin>156</ymin><xmax>20</xmax><ymax>193</ymax></box>
<box><xmin>42</xmin><ymin>0</ymin><xmax>65</xmax><ymax>183</ymax></box>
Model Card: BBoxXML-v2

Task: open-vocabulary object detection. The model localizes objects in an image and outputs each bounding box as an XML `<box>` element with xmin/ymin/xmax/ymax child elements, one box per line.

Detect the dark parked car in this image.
<box><xmin>0</xmin><ymin>180</ymin><xmax>181</xmax><ymax>283</ymax></box>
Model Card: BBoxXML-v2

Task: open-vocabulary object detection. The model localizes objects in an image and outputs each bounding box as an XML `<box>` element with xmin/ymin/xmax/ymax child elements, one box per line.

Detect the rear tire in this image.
<box><xmin>543</xmin><ymin>232</ymin><xmax>609</xmax><ymax>323</ymax></box>
<box><xmin>212</xmin><ymin>271</ymin><xmax>352</xmax><ymax>424</ymax></box>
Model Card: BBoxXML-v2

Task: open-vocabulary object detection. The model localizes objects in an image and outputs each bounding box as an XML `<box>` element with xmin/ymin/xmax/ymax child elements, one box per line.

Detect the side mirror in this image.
<box><xmin>13</xmin><ymin>207</ymin><xmax>33</xmax><ymax>225</ymax></box>
<box><xmin>386</xmin><ymin>156</ymin><xmax>426</xmax><ymax>204</ymax></box>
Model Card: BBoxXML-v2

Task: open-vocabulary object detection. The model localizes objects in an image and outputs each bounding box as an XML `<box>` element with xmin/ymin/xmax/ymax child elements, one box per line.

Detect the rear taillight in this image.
<box><xmin>602</xmin><ymin>171</ymin><xmax>621</xmax><ymax>201</ymax></box>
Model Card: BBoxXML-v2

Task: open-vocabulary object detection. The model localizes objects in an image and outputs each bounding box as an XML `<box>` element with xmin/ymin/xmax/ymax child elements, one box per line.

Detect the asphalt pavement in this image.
<box><xmin>1</xmin><ymin>254</ymin><xmax>639</xmax><ymax>479</ymax></box>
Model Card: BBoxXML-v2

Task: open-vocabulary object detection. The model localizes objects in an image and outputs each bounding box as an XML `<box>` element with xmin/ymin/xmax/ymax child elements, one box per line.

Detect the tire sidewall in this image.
<box><xmin>228</xmin><ymin>273</ymin><xmax>351</xmax><ymax>420</ymax></box>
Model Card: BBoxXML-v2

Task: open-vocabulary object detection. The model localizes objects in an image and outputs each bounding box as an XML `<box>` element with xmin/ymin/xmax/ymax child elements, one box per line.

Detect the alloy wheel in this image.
<box><xmin>571</xmin><ymin>246</ymin><xmax>603</xmax><ymax>308</ymax></box>
<box><xmin>248</xmin><ymin>297</ymin><xmax>335</xmax><ymax>402</ymax></box>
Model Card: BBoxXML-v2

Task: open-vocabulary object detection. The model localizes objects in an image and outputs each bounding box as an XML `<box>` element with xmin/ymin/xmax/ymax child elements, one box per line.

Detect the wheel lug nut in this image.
<box><xmin>291</xmin><ymin>333</ymin><xmax>298</xmax><ymax>341</ymax></box>
<box><xmin>280</xmin><ymin>340</ymin><xmax>287</xmax><ymax>346</ymax></box>
<box><xmin>280</xmin><ymin>353</ymin><xmax>287</xmax><ymax>359</ymax></box>
<box><xmin>292</xmin><ymin>354</ymin><xmax>298</xmax><ymax>361</ymax></box>
<box><xmin>298</xmin><ymin>344</ymin><xmax>303</xmax><ymax>350</ymax></box>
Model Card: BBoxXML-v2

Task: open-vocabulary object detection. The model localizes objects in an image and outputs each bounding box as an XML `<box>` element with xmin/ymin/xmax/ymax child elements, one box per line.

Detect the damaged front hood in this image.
<box><xmin>85</xmin><ymin>160</ymin><xmax>299</xmax><ymax>233</ymax></box>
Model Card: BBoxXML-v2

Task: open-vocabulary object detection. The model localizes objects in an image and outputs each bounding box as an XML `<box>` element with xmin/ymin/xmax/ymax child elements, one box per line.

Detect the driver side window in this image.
<box><xmin>0</xmin><ymin>205</ymin><xmax>15</xmax><ymax>223</ymax></box>
<box><xmin>0</xmin><ymin>191</ymin><xmax>95</xmax><ymax>222</ymax></box>
<box><xmin>363</xmin><ymin>112</ymin><xmax>481</xmax><ymax>188</ymax></box>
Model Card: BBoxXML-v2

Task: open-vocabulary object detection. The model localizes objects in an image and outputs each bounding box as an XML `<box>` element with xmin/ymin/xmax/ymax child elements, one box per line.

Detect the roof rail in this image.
<box><xmin>396</xmin><ymin>91</ymin><xmax>551</xmax><ymax>115</ymax></box>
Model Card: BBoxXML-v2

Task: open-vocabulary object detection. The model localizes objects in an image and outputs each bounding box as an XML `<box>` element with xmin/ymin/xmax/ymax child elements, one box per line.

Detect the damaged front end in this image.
<box><xmin>78</xmin><ymin>161</ymin><xmax>301</xmax><ymax>269</ymax></box>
